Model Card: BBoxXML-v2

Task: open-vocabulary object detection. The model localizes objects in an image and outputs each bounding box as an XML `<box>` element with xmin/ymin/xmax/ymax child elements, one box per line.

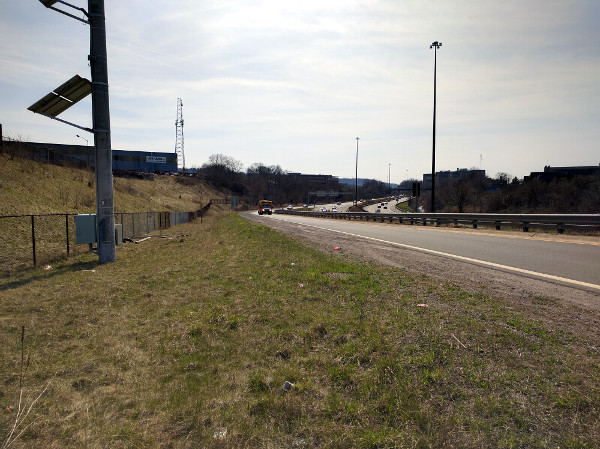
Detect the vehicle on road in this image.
<box><xmin>258</xmin><ymin>200</ymin><xmax>273</xmax><ymax>215</ymax></box>
<box><xmin>287</xmin><ymin>205</ymin><xmax>293</xmax><ymax>210</ymax></box>
<box><xmin>332</xmin><ymin>207</ymin><xmax>338</xmax><ymax>212</ymax></box>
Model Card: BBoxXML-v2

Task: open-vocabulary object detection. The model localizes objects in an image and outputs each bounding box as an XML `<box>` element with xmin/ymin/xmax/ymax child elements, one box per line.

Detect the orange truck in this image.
<box><xmin>258</xmin><ymin>200</ymin><xmax>273</xmax><ymax>215</ymax></box>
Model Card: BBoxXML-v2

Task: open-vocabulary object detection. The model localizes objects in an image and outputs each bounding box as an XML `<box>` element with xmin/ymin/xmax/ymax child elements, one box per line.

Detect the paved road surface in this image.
<box><xmin>253</xmin><ymin>212</ymin><xmax>600</xmax><ymax>292</ymax></box>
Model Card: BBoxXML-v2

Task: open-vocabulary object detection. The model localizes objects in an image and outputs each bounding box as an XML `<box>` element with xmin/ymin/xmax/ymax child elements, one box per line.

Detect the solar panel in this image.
<box><xmin>28</xmin><ymin>74</ymin><xmax>92</xmax><ymax>117</ymax></box>
<box><xmin>39</xmin><ymin>0</ymin><xmax>58</xmax><ymax>7</ymax></box>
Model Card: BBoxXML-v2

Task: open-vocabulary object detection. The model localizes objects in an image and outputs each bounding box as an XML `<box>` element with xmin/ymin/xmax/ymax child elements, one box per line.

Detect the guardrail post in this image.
<box><xmin>523</xmin><ymin>222</ymin><xmax>529</xmax><ymax>232</ymax></box>
<box><xmin>557</xmin><ymin>223</ymin><xmax>565</xmax><ymax>234</ymax></box>
<box><xmin>495</xmin><ymin>221</ymin><xmax>501</xmax><ymax>231</ymax></box>
<box><xmin>472</xmin><ymin>220</ymin><xmax>478</xmax><ymax>229</ymax></box>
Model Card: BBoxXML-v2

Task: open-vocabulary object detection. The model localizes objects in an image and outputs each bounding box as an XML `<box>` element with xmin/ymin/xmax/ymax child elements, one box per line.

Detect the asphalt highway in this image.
<box><xmin>259</xmin><ymin>212</ymin><xmax>600</xmax><ymax>292</ymax></box>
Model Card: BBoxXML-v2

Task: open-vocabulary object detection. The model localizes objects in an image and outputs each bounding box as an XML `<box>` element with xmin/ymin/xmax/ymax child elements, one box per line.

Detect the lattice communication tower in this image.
<box><xmin>175</xmin><ymin>98</ymin><xmax>185</xmax><ymax>171</ymax></box>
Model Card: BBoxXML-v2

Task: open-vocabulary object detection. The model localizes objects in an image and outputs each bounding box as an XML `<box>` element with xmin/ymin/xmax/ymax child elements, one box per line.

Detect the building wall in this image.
<box><xmin>422</xmin><ymin>168</ymin><xmax>486</xmax><ymax>189</ymax></box>
<box><xmin>8</xmin><ymin>141</ymin><xmax>178</xmax><ymax>173</ymax></box>
<box><xmin>525</xmin><ymin>165</ymin><xmax>600</xmax><ymax>181</ymax></box>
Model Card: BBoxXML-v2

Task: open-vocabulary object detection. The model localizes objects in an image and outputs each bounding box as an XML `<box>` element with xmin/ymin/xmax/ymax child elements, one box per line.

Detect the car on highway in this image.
<box><xmin>320</xmin><ymin>207</ymin><xmax>327</xmax><ymax>212</ymax></box>
<box><xmin>287</xmin><ymin>205</ymin><xmax>293</xmax><ymax>210</ymax></box>
<box><xmin>332</xmin><ymin>207</ymin><xmax>338</xmax><ymax>212</ymax></box>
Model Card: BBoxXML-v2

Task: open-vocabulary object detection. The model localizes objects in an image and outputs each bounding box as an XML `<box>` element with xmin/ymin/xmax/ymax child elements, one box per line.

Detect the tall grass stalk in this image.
<box><xmin>1</xmin><ymin>327</ymin><xmax>50</xmax><ymax>449</ymax></box>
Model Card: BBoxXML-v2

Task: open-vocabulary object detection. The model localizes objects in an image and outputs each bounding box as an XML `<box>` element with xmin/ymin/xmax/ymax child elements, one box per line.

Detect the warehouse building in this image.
<box><xmin>1</xmin><ymin>138</ymin><xmax>178</xmax><ymax>173</ymax></box>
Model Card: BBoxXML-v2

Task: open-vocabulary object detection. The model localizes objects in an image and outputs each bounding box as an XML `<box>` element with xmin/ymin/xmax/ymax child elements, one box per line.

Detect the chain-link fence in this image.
<box><xmin>0</xmin><ymin>203</ymin><xmax>211</xmax><ymax>276</ymax></box>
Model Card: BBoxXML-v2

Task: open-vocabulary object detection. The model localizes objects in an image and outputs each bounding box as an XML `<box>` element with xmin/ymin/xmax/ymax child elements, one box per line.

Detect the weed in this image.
<box><xmin>1</xmin><ymin>327</ymin><xmax>50</xmax><ymax>449</ymax></box>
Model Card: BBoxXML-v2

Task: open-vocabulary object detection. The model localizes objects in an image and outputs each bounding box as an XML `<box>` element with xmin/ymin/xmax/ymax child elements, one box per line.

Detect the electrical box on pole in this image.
<box><xmin>175</xmin><ymin>98</ymin><xmax>185</xmax><ymax>172</ymax></box>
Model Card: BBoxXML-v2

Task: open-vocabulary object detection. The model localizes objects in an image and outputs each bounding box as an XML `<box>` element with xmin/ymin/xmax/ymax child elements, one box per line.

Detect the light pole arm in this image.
<box><xmin>41</xmin><ymin>0</ymin><xmax>89</xmax><ymax>23</ymax></box>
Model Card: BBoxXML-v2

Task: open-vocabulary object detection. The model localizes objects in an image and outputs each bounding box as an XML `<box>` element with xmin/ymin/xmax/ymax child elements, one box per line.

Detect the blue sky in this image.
<box><xmin>1</xmin><ymin>0</ymin><xmax>599</xmax><ymax>182</ymax></box>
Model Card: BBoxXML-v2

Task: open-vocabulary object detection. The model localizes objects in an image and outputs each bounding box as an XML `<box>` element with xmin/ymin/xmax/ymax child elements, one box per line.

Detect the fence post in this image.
<box><xmin>65</xmin><ymin>214</ymin><xmax>70</xmax><ymax>256</ymax></box>
<box><xmin>31</xmin><ymin>215</ymin><xmax>36</xmax><ymax>267</ymax></box>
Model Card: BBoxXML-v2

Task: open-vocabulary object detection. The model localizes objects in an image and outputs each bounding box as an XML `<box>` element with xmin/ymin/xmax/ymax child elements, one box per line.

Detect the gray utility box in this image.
<box><xmin>114</xmin><ymin>223</ymin><xmax>123</xmax><ymax>246</ymax></box>
<box><xmin>75</xmin><ymin>214</ymin><xmax>97</xmax><ymax>244</ymax></box>
<box><xmin>75</xmin><ymin>214</ymin><xmax>123</xmax><ymax>245</ymax></box>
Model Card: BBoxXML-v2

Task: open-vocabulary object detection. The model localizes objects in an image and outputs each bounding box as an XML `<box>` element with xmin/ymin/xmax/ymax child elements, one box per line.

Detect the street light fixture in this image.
<box><xmin>76</xmin><ymin>134</ymin><xmax>88</xmax><ymax>146</ymax></box>
<box><xmin>355</xmin><ymin>137</ymin><xmax>359</xmax><ymax>206</ymax></box>
<box><xmin>430</xmin><ymin>40</ymin><xmax>442</xmax><ymax>212</ymax></box>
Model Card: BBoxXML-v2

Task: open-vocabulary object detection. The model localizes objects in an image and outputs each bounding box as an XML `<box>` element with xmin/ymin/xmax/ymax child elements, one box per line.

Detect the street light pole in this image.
<box><xmin>355</xmin><ymin>137</ymin><xmax>359</xmax><ymax>206</ymax></box>
<box><xmin>388</xmin><ymin>163</ymin><xmax>391</xmax><ymax>191</ymax></box>
<box><xmin>430</xmin><ymin>41</ymin><xmax>442</xmax><ymax>213</ymax></box>
<box><xmin>90</xmin><ymin>0</ymin><xmax>116</xmax><ymax>263</ymax></box>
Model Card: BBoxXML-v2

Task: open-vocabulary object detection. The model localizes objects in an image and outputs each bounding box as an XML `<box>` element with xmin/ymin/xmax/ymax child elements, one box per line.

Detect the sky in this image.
<box><xmin>1</xmin><ymin>0</ymin><xmax>599</xmax><ymax>183</ymax></box>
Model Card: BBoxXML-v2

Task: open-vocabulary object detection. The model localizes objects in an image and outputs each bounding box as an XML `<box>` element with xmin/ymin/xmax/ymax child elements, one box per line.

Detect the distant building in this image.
<box><xmin>524</xmin><ymin>165</ymin><xmax>600</xmax><ymax>182</ymax></box>
<box><xmin>2</xmin><ymin>140</ymin><xmax>178</xmax><ymax>173</ymax></box>
<box><xmin>422</xmin><ymin>168</ymin><xmax>486</xmax><ymax>189</ymax></box>
<box><xmin>287</xmin><ymin>172</ymin><xmax>339</xmax><ymax>187</ymax></box>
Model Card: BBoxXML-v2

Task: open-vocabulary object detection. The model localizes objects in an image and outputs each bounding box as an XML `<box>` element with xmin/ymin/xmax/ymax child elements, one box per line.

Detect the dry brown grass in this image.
<box><xmin>0</xmin><ymin>153</ymin><xmax>220</xmax><ymax>216</ymax></box>
<box><xmin>1</xmin><ymin>212</ymin><xmax>599</xmax><ymax>448</ymax></box>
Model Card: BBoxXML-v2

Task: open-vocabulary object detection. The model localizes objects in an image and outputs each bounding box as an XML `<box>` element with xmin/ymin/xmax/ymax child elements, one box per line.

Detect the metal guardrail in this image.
<box><xmin>275</xmin><ymin>209</ymin><xmax>600</xmax><ymax>234</ymax></box>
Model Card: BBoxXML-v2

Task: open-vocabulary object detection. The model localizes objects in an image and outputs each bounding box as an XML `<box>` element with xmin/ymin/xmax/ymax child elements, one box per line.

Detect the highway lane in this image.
<box><xmin>257</xmin><ymin>212</ymin><xmax>600</xmax><ymax>291</ymax></box>
<box><xmin>363</xmin><ymin>197</ymin><xmax>410</xmax><ymax>214</ymax></box>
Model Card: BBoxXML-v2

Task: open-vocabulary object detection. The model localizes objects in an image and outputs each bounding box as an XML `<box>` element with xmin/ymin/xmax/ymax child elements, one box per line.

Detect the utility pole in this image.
<box><xmin>430</xmin><ymin>41</ymin><xmax>442</xmax><ymax>213</ymax></box>
<box><xmin>32</xmin><ymin>0</ymin><xmax>115</xmax><ymax>264</ymax></box>
<box><xmin>90</xmin><ymin>0</ymin><xmax>116</xmax><ymax>263</ymax></box>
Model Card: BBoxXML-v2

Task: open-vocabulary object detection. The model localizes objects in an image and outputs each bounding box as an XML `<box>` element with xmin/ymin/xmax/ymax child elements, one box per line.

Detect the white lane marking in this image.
<box><xmin>269</xmin><ymin>215</ymin><xmax>600</xmax><ymax>292</ymax></box>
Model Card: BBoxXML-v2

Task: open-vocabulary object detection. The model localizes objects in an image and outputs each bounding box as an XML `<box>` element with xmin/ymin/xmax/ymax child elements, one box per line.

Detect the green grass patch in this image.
<box><xmin>1</xmin><ymin>212</ymin><xmax>599</xmax><ymax>448</ymax></box>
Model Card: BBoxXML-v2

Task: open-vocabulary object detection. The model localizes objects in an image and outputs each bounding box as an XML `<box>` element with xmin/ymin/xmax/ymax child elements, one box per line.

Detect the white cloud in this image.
<box><xmin>1</xmin><ymin>0</ymin><xmax>598</xmax><ymax>180</ymax></box>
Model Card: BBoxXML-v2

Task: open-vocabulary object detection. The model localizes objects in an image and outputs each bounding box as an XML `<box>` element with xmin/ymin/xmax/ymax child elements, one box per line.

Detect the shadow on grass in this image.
<box><xmin>0</xmin><ymin>259</ymin><xmax>100</xmax><ymax>291</ymax></box>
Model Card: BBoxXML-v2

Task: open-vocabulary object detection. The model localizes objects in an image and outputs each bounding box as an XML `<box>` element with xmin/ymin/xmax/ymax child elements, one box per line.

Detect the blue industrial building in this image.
<box><xmin>5</xmin><ymin>141</ymin><xmax>178</xmax><ymax>173</ymax></box>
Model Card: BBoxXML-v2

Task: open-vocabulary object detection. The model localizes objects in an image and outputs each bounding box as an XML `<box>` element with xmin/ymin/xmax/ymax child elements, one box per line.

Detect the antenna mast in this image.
<box><xmin>175</xmin><ymin>98</ymin><xmax>185</xmax><ymax>172</ymax></box>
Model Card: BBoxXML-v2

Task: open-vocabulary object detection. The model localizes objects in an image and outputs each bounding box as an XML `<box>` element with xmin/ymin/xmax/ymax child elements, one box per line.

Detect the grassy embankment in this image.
<box><xmin>1</xmin><ymin>210</ymin><xmax>599</xmax><ymax>448</ymax></box>
<box><xmin>0</xmin><ymin>154</ymin><xmax>223</xmax><ymax>273</ymax></box>
<box><xmin>0</xmin><ymin>153</ymin><xmax>219</xmax><ymax>216</ymax></box>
